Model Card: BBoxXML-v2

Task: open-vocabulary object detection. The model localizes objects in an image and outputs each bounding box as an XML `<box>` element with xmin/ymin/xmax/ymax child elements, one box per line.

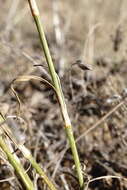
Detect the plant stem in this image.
<box><xmin>0</xmin><ymin>113</ymin><xmax>57</xmax><ymax>190</ymax></box>
<box><xmin>18</xmin><ymin>145</ymin><xmax>57</xmax><ymax>190</ymax></box>
<box><xmin>29</xmin><ymin>156</ymin><xmax>57</xmax><ymax>190</ymax></box>
<box><xmin>0</xmin><ymin>136</ymin><xmax>34</xmax><ymax>190</ymax></box>
<box><xmin>27</xmin><ymin>0</ymin><xmax>84</xmax><ymax>188</ymax></box>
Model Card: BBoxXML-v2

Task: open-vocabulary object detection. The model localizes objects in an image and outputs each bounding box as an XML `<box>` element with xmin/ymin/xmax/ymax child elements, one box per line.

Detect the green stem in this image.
<box><xmin>18</xmin><ymin>145</ymin><xmax>57</xmax><ymax>190</ymax></box>
<box><xmin>27</xmin><ymin>0</ymin><xmax>84</xmax><ymax>188</ymax></box>
<box><xmin>65</xmin><ymin>125</ymin><xmax>84</xmax><ymax>188</ymax></box>
<box><xmin>0</xmin><ymin>113</ymin><xmax>57</xmax><ymax>190</ymax></box>
<box><xmin>29</xmin><ymin>156</ymin><xmax>57</xmax><ymax>190</ymax></box>
<box><xmin>0</xmin><ymin>136</ymin><xmax>34</xmax><ymax>190</ymax></box>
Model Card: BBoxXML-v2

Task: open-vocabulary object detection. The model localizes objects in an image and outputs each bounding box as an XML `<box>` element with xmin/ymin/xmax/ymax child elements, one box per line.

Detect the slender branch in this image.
<box><xmin>27</xmin><ymin>0</ymin><xmax>84</xmax><ymax>188</ymax></box>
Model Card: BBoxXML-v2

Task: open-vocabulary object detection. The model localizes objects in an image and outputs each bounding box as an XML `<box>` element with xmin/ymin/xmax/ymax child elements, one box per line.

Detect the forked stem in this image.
<box><xmin>27</xmin><ymin>0</ymin><xmax>84</xmax><ymax>188</ymax></box>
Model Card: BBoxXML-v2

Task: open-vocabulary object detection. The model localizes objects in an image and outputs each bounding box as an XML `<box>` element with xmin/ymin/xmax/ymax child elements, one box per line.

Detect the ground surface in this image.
<box><xmin>0</xmin><ymin>0</ymin><xmax>127</xmax><ymax>189</ymax></box>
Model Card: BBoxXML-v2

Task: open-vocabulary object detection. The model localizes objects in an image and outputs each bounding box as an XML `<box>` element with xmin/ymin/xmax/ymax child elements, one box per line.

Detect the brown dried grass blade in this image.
<box><xmin>11</xmin><ymin>75</ymin><xmax>57</xmax><ymax>114</ymax></box>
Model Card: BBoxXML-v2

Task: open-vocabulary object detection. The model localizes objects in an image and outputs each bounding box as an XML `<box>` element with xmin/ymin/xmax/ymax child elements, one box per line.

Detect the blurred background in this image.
<box><xmin>0</xmin><ymin>0</ymin><xmax>127</xmax><ymax>189</ymax></box>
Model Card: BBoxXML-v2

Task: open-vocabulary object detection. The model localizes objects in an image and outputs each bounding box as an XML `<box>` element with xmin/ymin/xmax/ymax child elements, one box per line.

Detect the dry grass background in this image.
<box><xmin>0</xmin><ymin>0</ymin><xmax>127</xmax><ymax>189</ymax></box>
